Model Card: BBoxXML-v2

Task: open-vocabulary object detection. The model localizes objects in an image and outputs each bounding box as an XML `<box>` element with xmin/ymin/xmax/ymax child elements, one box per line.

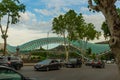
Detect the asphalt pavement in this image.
<box><xmin>19</xmin><ymin>63</ymin><xmax>120</xmax><ymax>80</ymax></box>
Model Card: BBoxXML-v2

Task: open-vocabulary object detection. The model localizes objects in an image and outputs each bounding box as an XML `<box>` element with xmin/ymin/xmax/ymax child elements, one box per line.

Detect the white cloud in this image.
<box><xmin>34</xmin><ymin>9</ymin><xmax>55</xmax><ymax>16</ymax></box>
<box><xmin>12</xmin><ymin>11</ymin><xmax>51</xmax><ymax>32</ymax></box>
<box><xmin>34</xmin><ymin>8</ymin><xmax>64</xmax><ymax>17</ymax></box>
<box><xmin>5</xmin><ymin>28</ymin><xmax>57</xmax><ymax>46</ymax></box>
<box><xmin>35</xmin><ymin>0</ymin><xmax>88</xmax><ymax>17</ymax></box>
<box><xmin>19</xmin><ymin>12</ymin><xmax>37</xmax><ymax>24</ymax></box>
<box><xmin>42</xmin><ymin>0</ymin><xmax>87</xmax><ymax>8</ymax></box>
<box><xmin>0</xmin><ymin>11</ymin><xmax>54</xmax><ymax>46</ymax></box>
<box><xmin>80</xmin><ymin>7</ymin><xmax>89</xmax><ymax>13</ymax></box>
<box><xmin>83</xmin><ymin>13</ymin><xmax>105</xmax><ymax>31</ymax></box>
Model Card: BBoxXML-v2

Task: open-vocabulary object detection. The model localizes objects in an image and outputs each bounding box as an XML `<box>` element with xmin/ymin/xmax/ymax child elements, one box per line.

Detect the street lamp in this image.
<box><xmin>47</xmin><ymin>32</ymin><xmax>49</xmax><ymax>51</ymax></box>
<box><xmin>46</xmin><ymin>31</ymin><xmax>50</xmax><ymax>58</ymax></box>
<box><xmin>16</xmin><ymin>46</ymin><xmax>20</xmax><ymax>56</ymax></box>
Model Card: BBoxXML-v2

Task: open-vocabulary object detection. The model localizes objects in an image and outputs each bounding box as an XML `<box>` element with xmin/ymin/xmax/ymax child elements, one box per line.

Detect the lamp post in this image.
<box><xmin>47</xmin><ymin>32</ymin><xmax>49</xmax><ymax>51</ymax></box>
<box><xmin>46</xmin><ymin>31</ymin><xmax>49</xmax><ymax>58</ymax></box>
<box><xmin>16</xmin><ymin>46</ymin><xmax>20</xmax><ymax>56</ymax></box>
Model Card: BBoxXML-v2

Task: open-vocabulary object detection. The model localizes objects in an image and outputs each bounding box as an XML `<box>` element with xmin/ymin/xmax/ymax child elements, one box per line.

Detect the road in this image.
<box><xmin>18</xmin><ymin>64</ymin><xmax>120</xmax><ymax>80</ymax></box>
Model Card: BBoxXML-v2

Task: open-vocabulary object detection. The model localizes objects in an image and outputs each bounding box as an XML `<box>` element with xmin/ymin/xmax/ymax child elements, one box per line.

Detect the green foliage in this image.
<box><xmin>90</xmin><ymin>53</ymin><xmax>96</xmax><ymax>60</ymax></box>
<box><xmin>100</xmin><ymin>52</ymin><xmax>115</xmax><ymax>60</ymax></box>
<box><xmin>86</xmin><ymin>48</ymin><xmax>92</xmax><ymax>55</ymax></box>
<box><xmin>64</xmin><ymin>10</ymin><xmax>78</xmax><ymax>40</ymax></box>
<box><xmin>0</xmin><ymin>0</ymin><xmax>25</xmax><ymax>24</ymax></box>
<box><xmin>100</xmin><ymin>55</ymin><xmax>106</xmax><ymax>60</ymax></box>
<box><xmin>69</xmin><ymin>52</ymin><xmax>80</xmax><ymax>58</ymax></box>
<box><xmin>52</xmin><ymin>15</ymin><xmax>65</xmax><ymax>35</ymax></box>
<box><xmin>101</xmin><ymin>21</ymin><xmax>111</xmax><ymax>39</ymax></box>
<box><xmin>52</xmin><ymin>9</ymin><xmax>101</xmax><ymax>42</ymax></box>
<box><xmin>83</xmin><ymin>23</ymin><xmax>101</xmax><ymax>41</ymax></box>
<box><xmin>31</xmin><ymin>52</ymin><xmax>47</xmax><ymax>57</ymax></box>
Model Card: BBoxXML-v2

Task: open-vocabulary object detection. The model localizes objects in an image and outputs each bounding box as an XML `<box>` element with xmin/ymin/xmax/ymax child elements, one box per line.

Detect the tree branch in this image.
<box><xmin>88</xmin><ymin>0</ymin><xmax>100</xmax><ymax>11</ymax></box>
<box><xmin>113</xmin><ymin>0</ymin><xmax>117</xmax><ymax>4</ymax></box>
<box><xmin>5</xmin><ymin>13</ymin><xmax>10</xmax><ymax>35</ymax></box>
<box><xmin>0</xmin><ymin>18</ymin><xmax>4</xmax><ymax>35</ymax></box>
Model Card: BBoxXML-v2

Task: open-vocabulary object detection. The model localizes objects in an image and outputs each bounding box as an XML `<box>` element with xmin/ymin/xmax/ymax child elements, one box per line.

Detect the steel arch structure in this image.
<box><xmin>7</xmin><ymin>37</ymin><xmax>68</xmax><ymax>53</ymax></box>
<box><xmin>6</xmin><ymin>37</ymin><xmax>110</xmax><ymax>54</ymax></box>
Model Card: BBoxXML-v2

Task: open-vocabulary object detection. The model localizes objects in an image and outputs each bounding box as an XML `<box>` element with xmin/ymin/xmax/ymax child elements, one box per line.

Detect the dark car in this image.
<box><xmin>92</xmin><ymin>60</ymin><xmax>105</xmax><ymax>68</ymax></box>
<box><xmin>65</xmin><ymin>58</ymin><xmax>82</xmax><ymax>68</ymax></box>
<box><xmin>0</xmin><ymin>56</ymin><xmax>23</xmax><ymax>70</ymax></box>
<box><xmin>34</xmin><ymin>59</ymin><xmax>61</xmax><ymax>71</ymax></box>
<box><xmin>0</xmin><ymin>66</ymin><xmax>36</xmax><ymax>80</ymax></box>
<box><xmin>56</xmin><ymin>59</ymin><xmax>66</xmax><ymax>67</ymax></box>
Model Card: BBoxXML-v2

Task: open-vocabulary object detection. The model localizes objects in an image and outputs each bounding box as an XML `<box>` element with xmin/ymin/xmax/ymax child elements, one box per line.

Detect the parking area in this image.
<box><xmin>18</xmin><ymin>64</ymin><xmax>120</xmax><ymax>80</ymax></box>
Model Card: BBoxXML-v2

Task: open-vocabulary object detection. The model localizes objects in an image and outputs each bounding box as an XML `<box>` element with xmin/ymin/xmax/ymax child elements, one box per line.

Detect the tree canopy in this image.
<box><xmin>52</xmin><ymin>9</ymin><xmax>100</xmax><ymax>42</ymax></box>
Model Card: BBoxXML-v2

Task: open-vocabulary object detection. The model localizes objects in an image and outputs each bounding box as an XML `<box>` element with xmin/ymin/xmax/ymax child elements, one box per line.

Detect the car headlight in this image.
<box><xmin>40</xmin><ymin>65</ymin><xmax>44</xmax><ymax>67</ymax></box>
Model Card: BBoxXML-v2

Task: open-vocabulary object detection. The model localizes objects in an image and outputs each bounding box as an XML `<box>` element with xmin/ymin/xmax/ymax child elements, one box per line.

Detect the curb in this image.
<box><xmin>24</xmin><ymin>63</ymin><xmax>35</xmax><ymax>66</ymax></box>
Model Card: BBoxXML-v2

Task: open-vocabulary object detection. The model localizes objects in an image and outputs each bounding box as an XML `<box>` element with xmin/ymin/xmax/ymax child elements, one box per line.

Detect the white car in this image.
<box><xmin>106</xmin><ymin>60</ymin><xmax>112</xmax><ymax>64</ymax></box>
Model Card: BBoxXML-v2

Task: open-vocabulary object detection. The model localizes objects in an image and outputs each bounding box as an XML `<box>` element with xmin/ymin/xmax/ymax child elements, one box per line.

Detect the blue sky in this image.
<box><xmin>0</xmin><ymin>0</ymin><xmax>120</xmax><ymax>46</ymax></box>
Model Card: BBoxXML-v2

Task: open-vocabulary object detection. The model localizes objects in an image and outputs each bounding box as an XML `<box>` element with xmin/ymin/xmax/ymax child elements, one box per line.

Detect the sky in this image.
<box><xmin>0</xmin><ymin>0</ymin><xmax>120</xmax><ymax>46</ymax></box>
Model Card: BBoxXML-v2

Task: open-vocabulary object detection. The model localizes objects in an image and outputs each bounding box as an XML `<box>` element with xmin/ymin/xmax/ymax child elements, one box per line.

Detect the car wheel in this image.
<box><xmin>46</xmin><ymin>67</ymin><xmax>49</xmax><ymax>71</ymax></box>
<box><xmin>92</xmin><ymin>66</ymin><xmax>95</xmax><ymax>68</ymax></box>
<box><xmin>34</xmin><ymin>68</ymin><xmax>39</xmax><ymax>71</ymax></box>
<box><xmin>102</xmin><ymin>65</ymin><xmax>105</xmax><ymax>68</ymax></box>
<box><xmin>57</xmin><ymin>66</ymin><xmax>61</xmax><ymax>70</ymax></box>
<box><xmin>15</xmin><ymin>66</ymin><xmax>21</xmax><ymax>70</ymax></box>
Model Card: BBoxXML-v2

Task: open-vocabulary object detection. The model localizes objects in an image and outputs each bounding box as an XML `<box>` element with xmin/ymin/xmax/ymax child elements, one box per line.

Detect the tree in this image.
<box><xmin>52</xmin><ymin>10</ymin><xmax>86</xmax><ymax>62</ymax></box>
<box><xmin>88</xmin><ymin>0</ymin><xmax>120</xmax><ymax>72</ymax></box>
<box><xmin>52</xmin><ymin>15</ymin><xmax>69</xmax><ymax>61</ymax></box>
<box><xmin>0</xmin><ymin>0</ymin><xmax>25</xmax><ymax>55</ymax></box>
<box><xmin>52</xmin><ymin>9</ymin><xmax>101</xmax><ymax>61</ymax></box>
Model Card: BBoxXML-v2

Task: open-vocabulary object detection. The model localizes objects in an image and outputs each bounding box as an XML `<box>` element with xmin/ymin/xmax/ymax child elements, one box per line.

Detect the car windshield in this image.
<box><xmin>0</xmin><ymin>57</ymin><xmax>7</xmax><ymax>63</ymax></box>
<box><xmin>0</xmin><ymin>68</ymin><xmax>22</xmax><ymax>80</ymax></box>
<box><xmin>38</xmin><ymin>59</ymin><xmax>52</xmax><ymax>65</ymax></box>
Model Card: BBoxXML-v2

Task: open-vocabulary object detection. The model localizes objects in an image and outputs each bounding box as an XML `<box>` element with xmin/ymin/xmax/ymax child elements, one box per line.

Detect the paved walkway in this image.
<box><xmin>24</xmin><ymin>63</ymin><xmax>36</xmax><ymax>66</ymax></box>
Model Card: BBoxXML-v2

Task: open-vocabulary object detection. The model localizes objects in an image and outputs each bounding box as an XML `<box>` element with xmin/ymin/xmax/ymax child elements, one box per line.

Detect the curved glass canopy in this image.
<box><xmin>6</xmin><ymin>37</ymin><xmax>110</xmax><ymax>54</ymax></box>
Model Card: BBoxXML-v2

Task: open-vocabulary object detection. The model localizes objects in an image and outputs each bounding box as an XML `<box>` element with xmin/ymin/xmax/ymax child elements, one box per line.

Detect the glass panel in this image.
<box><xmin>0</xmin><ymin>68</ymin><xmax>22</xmax><ymax>80</ymax></box>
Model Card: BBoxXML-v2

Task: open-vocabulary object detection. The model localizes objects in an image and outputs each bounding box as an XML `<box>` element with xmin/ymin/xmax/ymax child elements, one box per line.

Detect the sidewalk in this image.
<box><xmin>24</xmin><ymin>63</ymin><xmax>35</xmax><ymax>66</ymax></box>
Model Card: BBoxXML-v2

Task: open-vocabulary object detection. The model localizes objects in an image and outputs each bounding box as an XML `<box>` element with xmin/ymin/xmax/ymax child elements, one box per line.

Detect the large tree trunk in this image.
<box><xmin>63</xmin><ymin>33</ymin><xmax>69</xmax><ymax>62</ymax></box>
<box><xmin>101</xmin><ymin>4</ymin><xmax>120</xmax><ymax>72</ymax></box>
<box><xmin>88</xmin><ymin>0</ymin><xmax>120</xmax><ymax>72</ymax></box>
<box><xmin>3</xmin><ymin>38</ymin><xmax>7</xmax><ymax>56</ymax></box>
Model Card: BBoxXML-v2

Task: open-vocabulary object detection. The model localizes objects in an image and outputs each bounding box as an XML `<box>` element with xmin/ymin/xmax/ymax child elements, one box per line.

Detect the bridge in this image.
<box><xmin>6</xmin><ymin>37</ymin><xmax>110</xmax><ymax>54</ymax></box>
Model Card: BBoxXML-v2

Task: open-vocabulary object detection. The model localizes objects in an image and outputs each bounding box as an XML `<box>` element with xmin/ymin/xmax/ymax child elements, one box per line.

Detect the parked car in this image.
<box><xmin>0</xmin><ymin>56</ymin><xmax>23</xmax><ymax>70</ymax></box>
<box><xmin>56</xmin><ymin>59</ymin><xmax>66</xmax><ymax>67</ymax></box>
<box><xmin>92</xmin><ymin>60</ymin><xmax>105</xmax><ymax>68</ymax></box>
<box><xmin>0</xmin><ymin>66</ymin><xmax>36</xmax><ymax>80</ymax></box>
<box><xmin>34</xmin><ymin>59</ymin><xmax>61</xmax><ymax>71</ymax></box>
<box><xmin>85</xmin><ymin>60</ymin><xmax>93</xmax><ymax>66</ymax></box>
<box><xmin>65</xmin><ymin>58</ymin><xmax>82</xmax><ymax>68</ymax></box>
